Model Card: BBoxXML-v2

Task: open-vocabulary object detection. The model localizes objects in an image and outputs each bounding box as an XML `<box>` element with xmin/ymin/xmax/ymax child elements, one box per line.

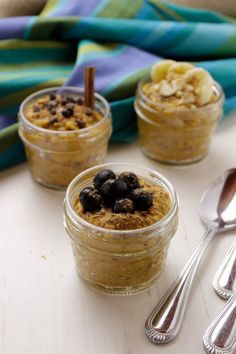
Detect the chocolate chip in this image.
<box><xmin>84</xmin><ymin>107</ymin><xmax>93</xmax><ymax>116</ymax></box>
<box><xmin>51</xmin><ymin>109</ymin><xmax>56</xmax><ymax>115</ymax></box>
<box><xmin>49</xmin><ymin>117</ymin><xmax>58</xmax><ymax>124</ymax></box>
<box><xmin>46</xmin><ymin>101</ymin><xmax>57</xmax><ymax>111</ymax></box>
<box><xmin>77</xmin><ymin>98</ymin><xmax>83</xmax><ymax>105</ymax></box>
<box><xmin>61</xmin><ymin>98</ymin><xmax>67</xmax><ymax>106</ymax></box>
<box><xmin>33</xmin><ymin>105</ymin><xmax>40</xmax><ymax>113</ymax></box>
<box><xmin>66</xmin><ymin>96</ymin><xmax>76</xmax><ymax>103</ymax></box>
<box><xmin>62</xmin><ymin>108</ymin><xmax>74</xmax><ymax>118</ymax></box>
<box><xmin>49</xmin><ymin>93</ymin><xmax>56</xmax><ymax>100</ymax></box>
<box><xmin>77</xmin><ymin>120</ymin><xmax>85</xmax><ymax>129</ymax></box>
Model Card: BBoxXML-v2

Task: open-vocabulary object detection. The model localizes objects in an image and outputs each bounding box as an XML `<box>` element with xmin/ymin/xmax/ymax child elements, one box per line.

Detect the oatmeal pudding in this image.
<box><xmin>18</xmin><ymin>87</ymin><xmax>112</xmax><ymax>189</ymax></box>
<box><xmin>134</xmin><ymin>60</ymin><xmax>224</xmax><ymax>164</ymax></box>
<box><xmin>64</xmin><ymin>164</ymin><xmax>178</xmax><ymax>295</ymax></box>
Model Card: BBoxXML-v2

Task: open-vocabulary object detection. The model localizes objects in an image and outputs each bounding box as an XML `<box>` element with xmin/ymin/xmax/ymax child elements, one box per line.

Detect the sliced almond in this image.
<box><xmin>159</xmin><ymin>81</ymin><xmax>177</xmax><ymax>97</ymax></box>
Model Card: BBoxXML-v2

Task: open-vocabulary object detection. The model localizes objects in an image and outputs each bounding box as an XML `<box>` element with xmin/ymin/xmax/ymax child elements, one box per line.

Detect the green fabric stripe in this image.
<box><xmin>40</xmin><ymin>0</ymin><xmax>58</xmax><ymax>16</ymax></box>
<box><xmin>95</xmin><ymin>0</ymin><xmax>143</xmax><ymax>18</ymax></box>
<box><xmin>0</xmin><ymin>123</ymin><xmax>19</xmax><ymax>153</ymax></box>
<box><xmin>0</xmin><ymin>62</ymin><xmax>72</xmax><ymax>71</ymax></box>
<box><xmin>25</xmin><ymin>17</ymin><xmax>78</xmax><ymax>39</ymax></box>
<box><xmin>218</xmin><ymin>32</ymin><xmax>236</xmax><ymax>56</ymax></box>
<box><xmin>0</xmin><ymin>67</ymin><xmax>71</xmax><ymax>81</ymax></box>
<box><xmin>0</xmin><ymin>78</ymin><xmax>65</xmax><ymax>112</ymax></box>
<box><xmin>0</xmin><ymin>48</ymin><xmax>75</xmax><ymax>64</ymax></box>
<box><xmin>0</xmin><ymin>140</ymin><xmax>25</xmax><ymax>170</ymax></box>
<box><xmin>0</xmin><ymin>39</ymin><xmax>70</xmax><ymax>50</ymax></box>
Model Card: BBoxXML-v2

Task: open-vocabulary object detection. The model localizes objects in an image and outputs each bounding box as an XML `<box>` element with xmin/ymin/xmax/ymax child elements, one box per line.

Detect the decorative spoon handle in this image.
<box><xmin>213</xmin><ymin>239</ymin><xmax>236</xmax><ymax>300</ymax></box>
<box><xmin>203</xmin><ymin>291</ymin><xmax>236</xmax><ymax>354</ymax></box>
<box><xmin>145</xmin><ymin>228</ymin><xmax>216</xmax><ymax>344</ymax></box>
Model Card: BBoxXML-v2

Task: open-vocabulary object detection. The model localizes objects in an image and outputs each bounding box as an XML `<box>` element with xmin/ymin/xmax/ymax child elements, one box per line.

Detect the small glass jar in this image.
<box><xmin>63</xmin><ymin>163</ymin><xmax>178</xmax><ymax>295</ymax></box>
<box><xmin>18</xmin><ymin>87</ymin><xmax>112</xmax><ymax>189</ymax></box>
<box><xmin>134</xmin><ymin>79</ymin><xmax>224</xmax><ymax>164</ymax></box>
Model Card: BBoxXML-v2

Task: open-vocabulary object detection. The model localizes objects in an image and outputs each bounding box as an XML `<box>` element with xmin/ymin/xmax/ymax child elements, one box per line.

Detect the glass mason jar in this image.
<box><xmin>134</xmin><ymin>79</ymin><xmax>224</xmax><ymax>165</ymax></box>
<box><xmin>18</xmin><ymin>87</ymin><xmax>112</xmax><ymax>189</ymax></box>
<box><xmin>63</xmin><ymin>163</ymin><xmax>178</xmax><ymax>295</ymax></box>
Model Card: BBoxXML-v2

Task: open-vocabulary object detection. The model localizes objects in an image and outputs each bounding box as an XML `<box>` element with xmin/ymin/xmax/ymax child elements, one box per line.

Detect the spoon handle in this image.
<box><xmin>203</xmin><ymin>291</ymin><xmax>236</xmax><ymax>354</ymax></box>
<box><xmin>213</xmin><ymin>239</ymin><xmax>236</xmax><ymax>300</ymax></box>
<box><xmin>145</xmin><ymin>228</ymin><xmax>216</xmax><ymax>344</ymax></box>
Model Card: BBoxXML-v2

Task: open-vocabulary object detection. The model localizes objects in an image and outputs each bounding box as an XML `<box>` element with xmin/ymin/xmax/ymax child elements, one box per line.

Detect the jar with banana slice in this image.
<box><xmin>134</xmin><ymin>60</ymin><xmax>224</xmax><ymax>164</ymax></box>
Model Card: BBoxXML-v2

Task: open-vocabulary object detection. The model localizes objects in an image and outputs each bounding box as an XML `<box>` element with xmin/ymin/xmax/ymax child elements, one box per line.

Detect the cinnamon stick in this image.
<box><xmin>84</xmin><ymin>66</ymin><xmax>95</xmax><ymax>108</ymax></box>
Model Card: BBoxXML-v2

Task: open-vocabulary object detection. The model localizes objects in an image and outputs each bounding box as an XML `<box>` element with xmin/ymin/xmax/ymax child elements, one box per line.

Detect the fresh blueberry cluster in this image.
<box><xmin>79</xmin><ymin>169</ymin><xmax>153</xmax><ymax>213</ymax></box>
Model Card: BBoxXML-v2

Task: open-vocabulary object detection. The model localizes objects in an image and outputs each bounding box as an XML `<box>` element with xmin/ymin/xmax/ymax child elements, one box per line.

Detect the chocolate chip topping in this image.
<box><xmin>77</xmin><ymin>119</ymin><xmax>85</xmax><ymax>129</ymax></box>
<box><xmin>49</xmin><ymin>93</ymin><xmax>56</xmax><ymax>100</ymax></box>
<box><xmin>62</xmin><ymin>108</ymin><xmax>74</xmax><ymax>118</ymax></box>
<box><xmin>77</xmin><ymin>98</ymin><xmax>84</xmax><ymax>105</ymax></box>
<box><xmin>33</xmin><ymin>105</ymin><xmax>40</xmax><ymax>113</ymax></box>
<box><xmin>49</xmin><ymin>117</ymin><xmax>58</xmax><ymax>125</ymax></box>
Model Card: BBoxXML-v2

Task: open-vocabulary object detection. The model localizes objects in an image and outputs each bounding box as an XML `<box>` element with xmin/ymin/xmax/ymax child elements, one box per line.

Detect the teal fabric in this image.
<box><xmin>0</xmin><ymin>0</ymin><xmax>236</xmax><ymax>170</ymax></box>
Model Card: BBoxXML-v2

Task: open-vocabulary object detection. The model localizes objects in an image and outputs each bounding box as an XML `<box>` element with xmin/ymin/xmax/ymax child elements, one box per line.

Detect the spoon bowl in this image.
<box><xmin>145</xmin><ymin>168</ymin><xmax>236</xmax><ymax>344</ymax></box>
<box><xmin>199</xmin><ymin>168</ymin><xmax>236</xmax><ymax>232</ymax></box>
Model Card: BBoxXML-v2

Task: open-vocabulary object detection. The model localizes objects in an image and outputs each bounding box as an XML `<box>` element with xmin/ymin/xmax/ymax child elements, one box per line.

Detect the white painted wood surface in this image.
<box><xmin>0</xmin><ymin>113</ymin><xmax>236</xmax><ymax>354</ymax></box>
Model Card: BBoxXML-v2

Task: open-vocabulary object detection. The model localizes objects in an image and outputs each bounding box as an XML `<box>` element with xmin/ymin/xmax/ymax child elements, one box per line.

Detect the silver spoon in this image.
<box><xmin>145</xmin><ymin>168</ymin><xmax>236</xmax><ymax>344</ymax></box>
<box><xmin>213</xmin><ymin>238</ymin><xmax>236</xmax><ymax>300</ymax></box>
<box><xmin>203</xmin><ymin>290</ymin><xmax>236</xmax><ymax>354</ymax></box>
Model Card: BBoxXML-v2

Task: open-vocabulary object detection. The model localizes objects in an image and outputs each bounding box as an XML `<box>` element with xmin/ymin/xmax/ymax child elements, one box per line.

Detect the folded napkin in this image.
<box><xmin>0</xmin><ymin>0</ymin><xmax>236</xmax><ymax>170</ymax></box>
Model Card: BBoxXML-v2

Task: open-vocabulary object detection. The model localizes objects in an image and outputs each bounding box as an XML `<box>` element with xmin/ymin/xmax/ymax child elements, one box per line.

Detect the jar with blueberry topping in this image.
<box><xmin>64</xmin><ymin>163</ymin><xmax>178</xmax><ymax>295</ymax></box>
<box><xmin>18</xmin><ymin>87</ymin><xmax>112</xmax><ymax>189</ymax></box>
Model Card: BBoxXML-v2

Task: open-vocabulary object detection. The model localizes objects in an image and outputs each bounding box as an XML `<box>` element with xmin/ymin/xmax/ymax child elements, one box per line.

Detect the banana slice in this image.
<box><xmin>151</xmin><ymin>60</ymin><xmax>175</xmax><ymax>83</ymax></box>
<box><xmin>185</xmin><ymin>68</ymin><xmax>213</xmax><ymax>106</ymax></box>
<box><xmin>168</xmin><ymin>62</ymin><xmax>194</xmax><ymax>76</ymax></box>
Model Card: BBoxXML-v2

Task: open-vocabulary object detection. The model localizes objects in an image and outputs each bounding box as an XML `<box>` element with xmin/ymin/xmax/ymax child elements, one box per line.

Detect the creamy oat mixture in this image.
<box><xmin>75</xmin><ymin>178</ymin><xmax>171</xmax><ymax>230</ymax></box>
<box><xmin>25</xmin><ymin>93</ymin><xmax>102</xmax><ymax>130</ymax></box>
<box><xmin>135</xmin><ymin>60</ymin><xmax>223</xmax><ymax>164</ymax></box>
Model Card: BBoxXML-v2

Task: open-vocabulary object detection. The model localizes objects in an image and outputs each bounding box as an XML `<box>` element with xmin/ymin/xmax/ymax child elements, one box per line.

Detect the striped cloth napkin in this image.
<box><xmin>0</xmin><ymin>0</ymin><xmax>236</xmax><ymax>170</ymax></box>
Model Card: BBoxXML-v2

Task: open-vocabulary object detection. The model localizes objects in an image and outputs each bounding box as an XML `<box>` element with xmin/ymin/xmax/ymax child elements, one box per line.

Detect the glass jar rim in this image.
<box><xmin>19</xmin><ymin>86</ymin><xmax>111</xmax><ymax>136</ymax></box>
<box><xmin>137</xmin><ymin>77</ymin><xmax>224</xmax><ymax>114</ymax></box>
<box><xmin>64</xmin><ymin>162</ymin><xmax>179</xmax><ymax>236</ymax></box>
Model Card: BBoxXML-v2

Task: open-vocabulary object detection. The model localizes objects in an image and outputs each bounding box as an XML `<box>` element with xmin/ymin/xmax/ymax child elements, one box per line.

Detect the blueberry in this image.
<box><xmin>115</xmin><ymin>179</ymin><xmax>129</xmax><ymax>198</ymax></box>
<box><xmin>113</xmin><ymin>199</ymin><xmax>134</xmax><ymax>214</ymax></box>
<box><xmin>79</xmin><ymin>187</ymin><xmax>101</xmax><ymax>212</ymax></box>
<box><xmin>62</xmin><ymin>108</ymin><xmax>74</xmax><ymax>118</ymax></box>
<box><xmin>117</xmin><ymin>172</ymin><xmax>140</xmax><ymax>192</ymax></box>
<box><xmin>93</xmin><ymin>169</ymin><xmax>116</xmax><ymax>190</ymax></box>
<box><xmin>77</xmin><ymin>119</ymin><xmax>85</xmax><ymax>129</ymax></box>
<box><xmin>100</xmin><ymin>179</ymin><xmax>117</xmax><ymax>206</ymax></box>
<box><xmin>130</xmin><ymin>188</ymin><xmax>153</xmax><ymax>211</ymax></box>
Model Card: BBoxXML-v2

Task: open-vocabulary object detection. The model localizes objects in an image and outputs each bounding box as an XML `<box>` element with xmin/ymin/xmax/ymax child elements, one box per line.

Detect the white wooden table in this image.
<box><xmin>1</xmin><ymin>114</ymin><xmax>236</xmax><ymax>354</ymax></box>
